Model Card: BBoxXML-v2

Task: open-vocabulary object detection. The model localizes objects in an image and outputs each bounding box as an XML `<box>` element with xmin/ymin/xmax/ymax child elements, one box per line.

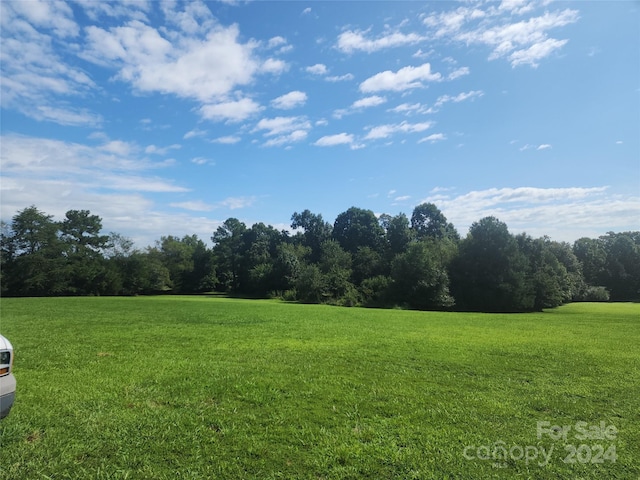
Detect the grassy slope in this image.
<box><xmin>0</xmin><ymin>297</ymin><xmax>638</xmax><ymax>479</ymax></box>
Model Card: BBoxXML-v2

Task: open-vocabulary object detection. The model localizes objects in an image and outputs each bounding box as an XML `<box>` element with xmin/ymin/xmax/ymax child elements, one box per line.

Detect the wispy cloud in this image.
<box><xmin>199</xmin><ymin>98</ymin><xmax>263</xmax><ymax>123</ymax></box>
<box><xmin>254</xmin><ymin>116</ymin><xmax>311</xmax><ymax>136</ymax></box>
<box><xmin>423</xmin><ymin>3</ymin><xmax>580</xmax><ymax>67</ymax></box>
<box><xmin>271</xmin><ymin>90</ymin><xmax>307</xmax><ymax>110</ymax></box>
<box><xmin>360</xmin><ymin>63</ymin><xmax>442</xmax><ymax>93</ymax></box>
<box><xmin>419</xmin><ymin>186</ymin><xmax>639</xmax><ymax>241</ymax></box>
<box><xmin>253</xmin><ymin>116</ymin><xmax>312</xmax><ymax>147</ymax></box>
<box><xmin>306</xmin><ymin>63</ymin><xmax>328</xmax><ymax>75</ymax></box>
<box><xmin>1</xmin><ymin>134</ymin><xmax>184</xmax><ymax>191</ymax></box>
<box><xmin>518</xmin><ymin>142</ymin><xmax>552</xmax><ymax>151</ymax></box>
<box><xmin>314</xmin><ymin>133</ymin><xmax>354</xmax><ymax>147</ymax></box>
<box><xmin>0</xmin><ymin>2</ymin><xmax>100</xmax><ymax>125</ymax></box>
<box><xmin>145</xmin><ymin>144</ymin><xmax>181</xmax><ymax>155</ymax></box>
<box><xmin>170</xmin><ymin>201</ymin><xmax>214</xmax><ymax>212</ymax></box>
<box><xmin>219</xmin><ymin>196</ymin><xmax>257</xmax><ymax>210</ymax></box>
<box><xmin>326</xmin><ymin>73</ymin><xmax>355</xmax><ymax>82</ymax></box>
<box><xmin>337</xmin><ymin>29</ymin><xmax>425</xmax><ymax>54</ymax></box>
<box><xmin>211</xmin><ymin>136</ymin><xmax>241</xmax><ymax>145</ymax></box>
<box><xmin>448</xmin><ymin>67</ymin><xmax>470</xmax><ymax>80</ymax></box>
<box><xmin>0</xmin><ymin>132</ymin><xmax>253</xmax><ymax>247</ymax></box>
<box><xmin>365</xmin><ymin>121</ymin><xmax>434</xmax><ymax>140</ymax></box>
<box><xmin>435</xmin><ymin>90</ymin><xmax>484</xmax><ymax>109</ymax></box>
<box><xmin>191</xmin><ymin>157</ymin><xmax>215</xmax><ymax>166</ymax></box>
<box><xmin>418</xmin><ymin>133</ymin><xmax>447</xmax><ymax>144</ymax></box>
<box><xmin>334</xmin><ymin>96</ymin><xmax>387</xmax><ymax>118</ymax></box>
<box><xmin>183</xmin><ymin>128</ymin><xmax>207</xmax><ymax>140</ymax></box>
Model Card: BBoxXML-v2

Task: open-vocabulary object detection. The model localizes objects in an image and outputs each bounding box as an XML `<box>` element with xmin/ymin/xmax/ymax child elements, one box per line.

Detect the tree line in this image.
<box><xmin>1</xmin><ymin>205</ymin><xmax>638</xmax><ymax>312</ymax></box>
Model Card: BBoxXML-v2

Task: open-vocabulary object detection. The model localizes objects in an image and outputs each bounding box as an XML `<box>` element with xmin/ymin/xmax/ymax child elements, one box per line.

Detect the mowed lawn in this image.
<box><xmin>0</xmin><ymin>297</ymin><xmax>638</xmax><ymax>479</ymax></box>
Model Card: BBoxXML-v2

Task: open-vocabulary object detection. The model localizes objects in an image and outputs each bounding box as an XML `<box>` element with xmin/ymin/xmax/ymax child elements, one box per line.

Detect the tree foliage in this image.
<box><xmin>451</xmin><ymin>217</ymin><xmax>533</xmax><ymax>312</ymax></box>
<box><xmin>2</xmin><ymin>205</ymin><xmax>638</xmax><ymax>311</ymax></box>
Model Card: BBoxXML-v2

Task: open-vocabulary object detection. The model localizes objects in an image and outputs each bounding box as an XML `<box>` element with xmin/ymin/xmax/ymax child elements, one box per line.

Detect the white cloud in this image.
<box><xmin>254</xmin><ymin>116</ymin><xmax>311</xmax><ymax>137</ymax></box>
<box><xmin>83</xmin><ymin>22</ymin><xmax>259</xmax><ymax>102</ymax></box>
<box><xmin>418</xmin><ymin>186</ymin><xmax>639</xmax><ymax>241</ymax></box>
<box><xmin>253</xmin><ymin>116</ymin><xmax>312</xmax><ymax>147</ymax></box>
<box><xmin>365</xmin><ymin>121</ymin><xmax>434</xmax><ymax>140</ymax></box>
<box><xmin>7</xmin><ymin>0</ymin><xmax>79</xmax><ymax>37</ymax></box>
<box><xmin>352</xmin><ymin>96</ymin><xmax>387</xmax><ymax>109</ymax></box>
<box><xmin>326</xmin><ymin>73</ymin><xmax>355</xmax><ymax>82</ymax></box>
<box><xmin>337</xmin><ymin>29</ymin><xmax>425</xmax><ymax>53</ymax></box>
<box><xmin>360</xmin><ymin>63</ymin><xmax>442</xmax><ymax>93</ymax></box>
<box><xmin>76</xmin><ymin>0</ymin><xmax>151</xmax><ymax>22</ymax></box>
<box><xmin>100</xmin><ymin>140</ymin><xmax>138</xmax><ymax>156</ymax></box>
<box><xmin>271</xmin><ymin>91</ymin><xmax>308</xmax><ymax>109</ymax></box>
<box><xmin>418</xmin><ymin>133</ymin><xmax>447</xmax><ymax>143</ymax></box>
<box><xmin>434</xmin><ymin>90</ymin><xmax>484</xmax><ymax>108</ymax></box>
<box><xmin>498</xmin><ymin>0</ymin><xmax>535</xmax><ymax>15</ymax></box>
<box><xmin>183</xmin><ymin>128</ymin><xmax>207</xmax><ymax>140</ymax></box>
<box><xmin>211</xmin><ymin>136</ymin><xmax>241</xmax><ymax>145</ymax></box>
<box><xmin>199</xmin><ymin>98</ymin><xmax>263</xmax><ymax>123</ymax></box>
<box><xmin>261</xmin><ymin>58</ymin><xmax>289</xmax><ymax>74</ymax></box>
<box><xmin>267</xmin><ymin>36</ymin><xmax>287</xmax><ymax>49</ymax></box>
<box><xmin>508</xmin><ymin>38</ymin><xmax>568</xmax><ymax>68</ymax></box>
<box><xmin>388</xmin><ymin>103</ymin><xmax>431</xmax><ymax>115</ymax></box>
<box><xmin>0</xmin><ymin>3</ymin><xmax>99</xmax><ymax>125</ymax></box>
<box><xmin>424</xmin><ymin>4</ymin><xmax>579</xmax><ymax>68</ymax></box>
<box><xmin>170</xmin><ymin>201</ymin><xmax>214</xmax><ymax>212</ymax></box>
<box><xmin>265</xmin><ymin>36</ymin><xmax>292</xmax><ymax>54</ymax></box>
<box><xmin>412</xmin><ymin>48</ymin><xmax>433</xmax><ymax>59</ymax></box>
<box><xmin>145</xmin><ymin>144</ymin><xmax>181</xmax><ymax>155</ymax></box>
<box><xmin>306</xmin><ymin>63</ymin><xmax>328</xmax><ymax>75</ymax></box>
<box><xmin>0</xmin><ymin>134</ymin><xmax>228</xmax><ymax>247</ymax></box>
<box><xmin>314</xmin><ymin>133</ymin><xmax>354</xmax><ymax>147</ymax></box>
<box><xmin>160</xmin><ymin>0</ymin><xmax>216</xmax><ymax>34</ymax></box>
<box><xmin>448</xmin><ymin>66</ymin><xmax>470</xmax><ymax>80</ymax></box>
<box><xmin>31</xmin><ymin>106</ymin><xmax>102</xmax><ymax>127</ymax></box>
<box><xmin>519</xmin><ymin>143</ymin><xmax>552</xmax><ymax>151</ymax></box>
<box><xmin>191</xmin><ymin>157</ymin><xmax>214</xmax><ymax>165</ymax></box>
<box><xmin>263</xmin><ymin>130</ymin><xmax>308</xmax><ymax>147</ymax></box>
<box><xmin>220</xmin><ymin>196</ymin><xmax>257</xmax><ymax>210</ymax></box>
<box><xmin>1</xmin><ymin>134</ymin><xmax>184</xmax><ymax>190</ymax></box>
<box><xmin>334</xmin><ymin>96</ymin><xmax>387</xmax><ymax>118</ymax></box>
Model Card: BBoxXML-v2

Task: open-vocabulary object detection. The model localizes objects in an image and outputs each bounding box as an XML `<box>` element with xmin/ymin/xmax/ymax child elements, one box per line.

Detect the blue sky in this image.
<box><xmin>1</xmin><ymin>0</ymin><xmax>638</xmax><ymax>247</ymax></box>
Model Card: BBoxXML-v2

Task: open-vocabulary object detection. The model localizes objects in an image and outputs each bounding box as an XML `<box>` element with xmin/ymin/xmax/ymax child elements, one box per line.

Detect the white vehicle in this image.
<box><xmin>0</xmin><ymin>335</ymin><xmax>16</xmax><ymax>419</ymax></box>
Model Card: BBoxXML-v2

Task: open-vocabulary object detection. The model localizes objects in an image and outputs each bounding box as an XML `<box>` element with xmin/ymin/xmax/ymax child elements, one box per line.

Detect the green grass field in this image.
<box><xmin>0</xmin><ymin>297</ymin><xmax>638</xmax><ymax>479</ymax></box>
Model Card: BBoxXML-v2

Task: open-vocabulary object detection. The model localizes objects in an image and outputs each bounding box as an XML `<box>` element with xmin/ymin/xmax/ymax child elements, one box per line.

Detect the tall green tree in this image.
<box><xmin>9</xmin><ymin>205</ymin><xmax>60</xmax><ymax>256</ymax></box>
<box><xmin>333</xmin><ymin>207</ymin><xmax>384</xmax><ymax>254</ymax></box>
<box><xmin>60</xmin><ymin>209</ymin><xmax>110</xmax><ymax>295</ymax></box>
<box><xmin>153</xmin><ymin>236</ymin><xmax>195</xmax><ymax>293</ymax></box>
<box><xmin>212</xmin><ymin>218</ymin><xmax>247</xmax><ymax>292</ymax></box>
<box><xmin>291</xmin><ymin>210</ymin><xmax>332</xmax><ymax>262</ymax></box>
<box><xmin>451</xmin><ymin>217</ymin><xmax>533</xmax><ymax>312</ymax></box>
<box><xmin>517</xmin><ymin>235</ymin><xmax>571</xmax><ymax>310</ymax></box>
<box><xmin>60</xmin><ymin>210</ymin><xmax>109</xmax><ymax>255</ymax></box>
<box><xmin>390</xmin><ymin>239</ymin><xmax>456</xmax><ymax>310</ymax></box>
<box><xmin>318</xmin><ymin>239</ymin><xmax>355</xmax><ymax>303</ymax></box>
<box><xmin>411</xmin><ymin>203</ymin><xmax>459</xmax><ymax>241</ymax></box>
<box><xmin>2</xmin><ymin>206</ymin><xmax>67</xmax><ymax>295</ymax></box>
<box><xmin>385</xmin><ymin>213</ymin><xmax>413</xmax><ymax>256</ymax></box>
<box><xmin>573</xmin><ymin>237</ymin><xmax>607</xmax><ymax>285</ymax></box>
<box><xmin>600</xmin><ymin>232</ymin><xmax>640</xmax><ymax>300</ymax></box>
<box><xmin>240</xmin><ymin>223</ymin><xmax>286</xmax><ymax>295</ymax></box>
<box><xmin>270</xmin><ymin>243</ymin><xmax>304</xmax><ymax>294</ymax></box>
